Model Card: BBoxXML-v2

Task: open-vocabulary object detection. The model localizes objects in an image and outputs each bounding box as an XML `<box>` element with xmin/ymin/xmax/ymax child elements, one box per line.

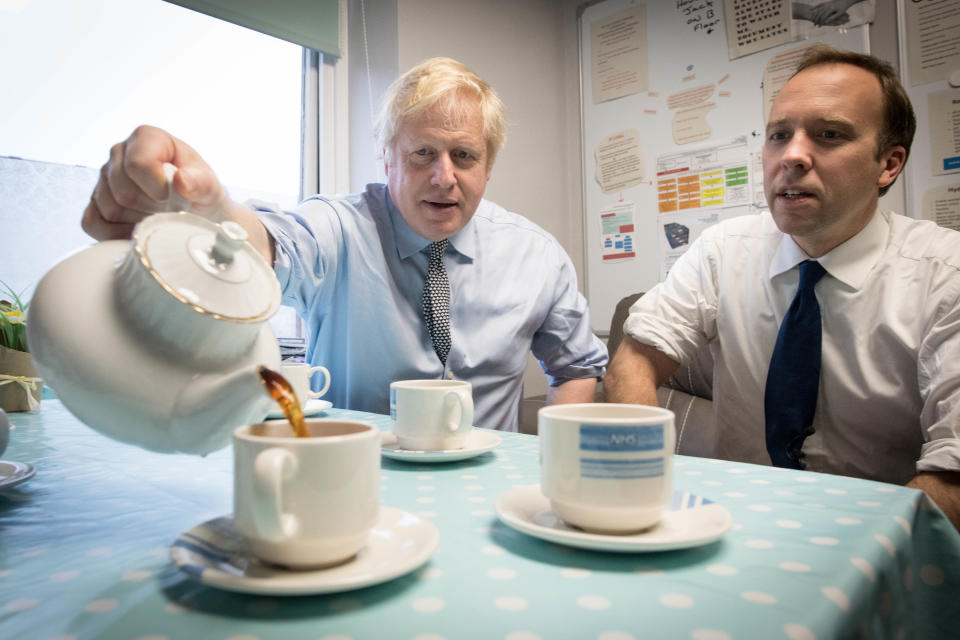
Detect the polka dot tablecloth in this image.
<box><xmin>2</xmin><ymin>401</ymin><xmax>959</xmax><ymax>640</ymax></box>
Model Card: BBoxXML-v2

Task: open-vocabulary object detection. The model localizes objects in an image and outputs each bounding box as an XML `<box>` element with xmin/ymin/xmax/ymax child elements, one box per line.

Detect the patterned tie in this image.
<box><xmin>422</xmin><ymin>240</ymin><xmax>451</xmax><ymax>364</ymax></box>
<box><xmin>764</xmin><ymin>260</ymin><xmax>827</xmax><ymax>469</ymax></box>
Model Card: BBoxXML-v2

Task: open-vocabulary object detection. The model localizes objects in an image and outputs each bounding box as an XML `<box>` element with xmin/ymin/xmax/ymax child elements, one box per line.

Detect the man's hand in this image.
<box><xmin>603</xmin><ymin>336</ymin><xmax>679</xmax><ymax>406</ymax></box>
<box><xmin>792</xmin><ymin>3</ymin><xmax>815</xmax><ymax>21</ymax></box>
<box><xmin>810</xmin><ymin>0</ymin><xmax>855</xmax><ymax>26</ymax></box>
<box><xmin>81</xmin><ymin>124</ymin><xmax>275</xmax><ymax>263</ymax></box>
<box><xmin>81</xmin><ymin>125</ymin><xmax>229</xmax><ymax>241</ymax></box>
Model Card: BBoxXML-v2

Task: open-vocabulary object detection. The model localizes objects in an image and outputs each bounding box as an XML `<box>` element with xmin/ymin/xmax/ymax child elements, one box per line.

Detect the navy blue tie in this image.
<box><xmin>764</xmin><ymin>260</ymin><xmax>827</xmax><ymax>469</ymax></box>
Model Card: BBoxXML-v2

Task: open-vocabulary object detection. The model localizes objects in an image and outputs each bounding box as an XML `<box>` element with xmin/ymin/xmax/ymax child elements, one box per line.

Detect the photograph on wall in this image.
<box><xmin>790</xmin><ymin>0</ymin><xmax>875</xmax><ymax>40</ymax></box>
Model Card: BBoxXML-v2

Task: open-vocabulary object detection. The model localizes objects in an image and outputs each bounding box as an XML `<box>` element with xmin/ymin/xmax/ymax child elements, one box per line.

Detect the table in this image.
<box><xmin>2</xmin><ymin>400</ymin><xmax>958</xmax><ymax>640</ymax></box>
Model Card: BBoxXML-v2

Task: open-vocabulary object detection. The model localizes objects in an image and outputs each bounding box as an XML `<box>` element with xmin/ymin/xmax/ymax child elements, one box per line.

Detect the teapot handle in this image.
<box><xmin>162</xmin><ymin>163</ymin><xmax>193</xmax><ymax>215</ymax></box>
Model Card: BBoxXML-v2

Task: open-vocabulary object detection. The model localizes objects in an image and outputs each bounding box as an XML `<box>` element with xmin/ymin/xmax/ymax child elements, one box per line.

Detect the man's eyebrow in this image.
<box><xmin>765</xmin><ymin>116</ymin><xmax>856</xmax><ymax>131</ymax></box>
<box><xmin>811</xmin><ymin>117</ymin><xmax>856</xmax><ymax>129</ymax></box>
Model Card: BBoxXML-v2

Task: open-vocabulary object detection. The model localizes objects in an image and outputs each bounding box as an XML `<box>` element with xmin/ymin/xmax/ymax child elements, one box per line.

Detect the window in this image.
<box><xmin>0</xmin><ymin>0</ymin><xmax>308</xmax><ymax>341</ymax></box>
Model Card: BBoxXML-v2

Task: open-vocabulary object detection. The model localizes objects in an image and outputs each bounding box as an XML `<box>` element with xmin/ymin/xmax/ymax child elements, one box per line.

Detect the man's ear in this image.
<box><xmin>877</xmin><ymin>145</ymin><xmax>906</xmax><ymax>190</ymax></box>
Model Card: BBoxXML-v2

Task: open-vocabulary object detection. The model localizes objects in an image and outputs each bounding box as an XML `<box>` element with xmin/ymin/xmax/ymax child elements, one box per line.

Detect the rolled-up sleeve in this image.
<box><xmin>917</xmin><ymin>275</ymin><xmax>960</xmax><ymax>473</ymax></box>
<box><xmin>531</xmin><ymin>248</ymin><xmax>608</xmax><ymax>386</ymax></box>
<box><xmin>253</xmin><ymin>198</ymin><xmax>343</xmax><ymax>316</ymax></box>
<box><xmin>623</xmin><ymin>231</ymin><xmax>718</xmax><ymax>367</ymax></box>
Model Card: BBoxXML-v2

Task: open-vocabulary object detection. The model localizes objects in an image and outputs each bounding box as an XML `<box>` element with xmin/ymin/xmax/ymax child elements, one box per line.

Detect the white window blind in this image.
<box><xmin>164</xmin><ymin>0</ymin><xmax>340</xmax><ymax>56</ymax></box>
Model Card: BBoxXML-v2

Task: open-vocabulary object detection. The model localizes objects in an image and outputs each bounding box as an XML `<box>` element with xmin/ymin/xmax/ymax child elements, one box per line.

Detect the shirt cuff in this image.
<box><xmin>917</xmin><ymin>438</ymin><xmax>960</xmax><ymax>474</ymax></box>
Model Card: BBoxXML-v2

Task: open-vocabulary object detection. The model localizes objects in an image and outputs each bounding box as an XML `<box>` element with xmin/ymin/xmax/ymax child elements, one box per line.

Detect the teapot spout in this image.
<box><xmin>171</xmin><ymin>366</ymin><xmax>276</xmax><ymax>455</ymax></box>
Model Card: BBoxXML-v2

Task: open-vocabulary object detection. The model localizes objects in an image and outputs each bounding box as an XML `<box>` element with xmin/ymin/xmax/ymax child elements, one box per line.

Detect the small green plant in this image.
<box><xmin>0</xmin><ymin>279</ymin><xmax>28</xmax><ymax>353</ymax></box>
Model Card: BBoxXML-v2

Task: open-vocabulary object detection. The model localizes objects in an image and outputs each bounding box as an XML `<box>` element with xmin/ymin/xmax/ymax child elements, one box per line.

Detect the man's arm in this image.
<box><xmin>907</xmin><ymin>471</ymin><xmax>960</xmax><ymax>532</ymax></box>
<box><xmin>604</xmin><ymin>336</ymin><xmax>680</xmax><ymax>406</ymax></box>
<box><xmin>546</xmin><ymin>377</ymin><xmax>597</xmax><ymax>405</ymax></box>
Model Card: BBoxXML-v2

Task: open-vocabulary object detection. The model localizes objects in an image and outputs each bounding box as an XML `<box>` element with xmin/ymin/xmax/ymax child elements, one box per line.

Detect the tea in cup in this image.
<box><xmin>538</xmin><ymin>403</ymin><xmax>675</xmax><ymax>534</ymax></box>
<box><xmin>279</xmin><ymin>362</ymin><xmax>331</xmax><ymax>404</ymax></box>
<box><xmin>390</xmin><ymin>379</ymin><xmax>474</xmax><ymax>450</ymax></box>
<box><xmin>233</xmin><ymin>419</ymin><xmax>380</xmax><ymax>568</ymax></box>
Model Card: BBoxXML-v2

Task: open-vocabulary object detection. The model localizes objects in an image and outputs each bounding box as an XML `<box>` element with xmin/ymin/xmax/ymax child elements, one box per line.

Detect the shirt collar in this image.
<box><xmin>768</xmin><ymin>209</ymin><xmax>888</xmax><ymax>290</ymax></box>
<box><xmin>387</xmin><ymin>188</ymin><xmax>479</xmax><ymax>261</ymax></box>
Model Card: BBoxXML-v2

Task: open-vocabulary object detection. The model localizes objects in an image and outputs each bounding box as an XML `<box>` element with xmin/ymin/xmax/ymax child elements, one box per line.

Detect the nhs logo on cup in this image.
<box><xmin>579</xmin><ymin>424</ymin><xmax>664</xmax><ymax>480</ymax></box>
<box><xmin>390</xmin><ymin>387</ymin><xmax>397</xmax><ymax>420</ymax></box>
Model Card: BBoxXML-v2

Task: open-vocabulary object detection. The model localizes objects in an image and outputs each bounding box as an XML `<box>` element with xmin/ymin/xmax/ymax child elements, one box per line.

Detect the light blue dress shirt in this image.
<box><xmin>255</xmin><ymin>183</ymin><xmax>607</xmax><ymax>432</ymax></box>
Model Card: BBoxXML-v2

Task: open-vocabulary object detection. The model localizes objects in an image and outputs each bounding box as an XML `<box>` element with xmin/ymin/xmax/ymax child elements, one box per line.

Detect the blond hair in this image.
<box><xmin>375</xmin><ymin>57</ymin><xmax>506</xmax><ymax>164</ymax></box>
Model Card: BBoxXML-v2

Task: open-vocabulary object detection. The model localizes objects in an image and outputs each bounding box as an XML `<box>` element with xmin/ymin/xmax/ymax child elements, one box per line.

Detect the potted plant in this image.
<box><xmin>0</xmin><ymin>279</ymin><xmax>42</xmax><ymax>412</ymax></box>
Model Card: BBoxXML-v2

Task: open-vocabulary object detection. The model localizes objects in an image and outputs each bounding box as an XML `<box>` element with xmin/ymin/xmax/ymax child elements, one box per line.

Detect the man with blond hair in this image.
<box><xmin>83</xmin><ymin>57</ymin><xmax>607</xmax><ymax>432</ymax></box>
<box><xmin>605</xmin><ymin>46</ymin><xmax>960</xmax><ymax>529</ymax></box>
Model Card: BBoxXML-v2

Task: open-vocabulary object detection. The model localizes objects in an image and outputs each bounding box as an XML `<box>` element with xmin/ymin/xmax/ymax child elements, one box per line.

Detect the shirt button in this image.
<box><xmin>447</xmin><ymin>371</ymin><xmax>455</xmax><ymax>380</ymax></box>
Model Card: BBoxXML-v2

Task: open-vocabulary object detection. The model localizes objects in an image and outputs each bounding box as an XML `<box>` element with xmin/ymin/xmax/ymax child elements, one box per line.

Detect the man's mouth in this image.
<box><xmin>779</xmin><ymin>189</ymin><xmax>814</xmax><ymax>200</ymax></box>
<box><xmin>425</xmin><ymin>200</ymin><xmax>457</xmax><ymax>209</ymax></box>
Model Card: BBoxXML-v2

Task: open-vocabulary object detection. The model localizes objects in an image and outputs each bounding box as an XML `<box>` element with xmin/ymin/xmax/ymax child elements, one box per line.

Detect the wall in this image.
<box><xmin>346</xmin><ymin>0</ymin><xmax>398</xmax><ymax>191</ymax></box>
<box><xmin>344</xmin><ymin>0</ymin><xmax>911</xmax><ymax>399</ymax></box>
<box><xmin>578</xmin><ymin>0</ymin><xmax>907</xmax><ymax>334</ymax></box>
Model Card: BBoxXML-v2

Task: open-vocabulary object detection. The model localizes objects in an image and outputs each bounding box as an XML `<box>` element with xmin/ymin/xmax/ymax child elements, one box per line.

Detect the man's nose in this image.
<box><xmin>780</xmin><ymin>132</ymin><xmax>813</xmax><ymax>171</ymax></box>
<box><xmin>431</xmin><ymin>154</ymin><xmax>456</xmax><ymax>188</ymax></box>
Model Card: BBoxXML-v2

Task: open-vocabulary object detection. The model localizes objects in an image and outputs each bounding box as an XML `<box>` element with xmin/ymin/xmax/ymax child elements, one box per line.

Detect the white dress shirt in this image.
<box><xmin>625</xmin><ymin>210</ymin><xmax>960</xmax><ymax>484</ymax></box>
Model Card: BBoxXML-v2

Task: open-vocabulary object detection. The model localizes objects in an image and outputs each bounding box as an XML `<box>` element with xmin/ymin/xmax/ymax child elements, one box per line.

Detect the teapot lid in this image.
<box><xmin>132</xmin><ymin>212</ymin><xmax>280</xmax><ymax>321</ymax></box>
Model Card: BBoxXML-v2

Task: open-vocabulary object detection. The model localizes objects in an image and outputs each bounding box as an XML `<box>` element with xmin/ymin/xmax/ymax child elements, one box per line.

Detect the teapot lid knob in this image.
<box><xmin>210</xmin><ymin>221</ymin><xmax>248</xmax><ymax>265</ymax></box>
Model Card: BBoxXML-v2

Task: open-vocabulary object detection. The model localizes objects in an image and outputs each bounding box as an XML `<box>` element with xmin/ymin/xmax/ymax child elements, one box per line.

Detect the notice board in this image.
<box><xmin>578</xmin><ymin>0</ymin><xmax>870</xmax><ymax>334</ymax></box>
<box><xmin>897</xmin><ymin>0</ymin><xmax>960</xmax><ymax>235</ymax></box>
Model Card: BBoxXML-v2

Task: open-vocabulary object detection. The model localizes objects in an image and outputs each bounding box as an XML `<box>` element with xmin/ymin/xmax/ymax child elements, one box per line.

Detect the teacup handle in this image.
<box><xmin>306</xmin><ymin>365</ymin><xmax>331</xmax><ymax>399</ymax></box>
<box><xmin>252</xmin><ymin>447</ymin><xmax>298</xmax><ymax>541</ymax></box>
<box><xmin>442</xmin><ymin>391</ymin><xmax>474</xmax><ymax>434</ymax></box>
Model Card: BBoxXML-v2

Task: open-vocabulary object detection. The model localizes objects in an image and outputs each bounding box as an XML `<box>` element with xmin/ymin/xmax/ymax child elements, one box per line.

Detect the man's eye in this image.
<box><xmin>821</xmin><ymin>130</ymin><xmax>839</xmax><ymax>139</ymax></box>
<box><xmin>415</xmin><ymin>148</ymin><xmax>429</xmax><ymax>156</ymax></box>
<box><xmin>767</xmin><ymin>131</ymin><xmax>787</xmax><ymax>141</ymax></box>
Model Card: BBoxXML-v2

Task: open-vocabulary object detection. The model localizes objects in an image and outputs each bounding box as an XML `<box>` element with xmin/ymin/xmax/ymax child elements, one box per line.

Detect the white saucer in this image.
<box><xmin>495</xmin><ymin>485</ymin><xmax>733</xmax><ymax>553</ymax></box>
<box><xmin>380</xmin><ymin>429</ymin><xmax>501</xmax><ymax>462</ymax></box>
<box><xmin>265</xmin><ymin>398</ymin><xmax>333</xmax><ymax>420</ymax></box>
<box><xmin>170</xmin><ymin>506</ymin><xmax>438</xmax><ymax>595</ymax></box>
<box><xmin>0</xmin><ymin>460</ymin><xmax>35</xmax><ymax>490</ymax></box>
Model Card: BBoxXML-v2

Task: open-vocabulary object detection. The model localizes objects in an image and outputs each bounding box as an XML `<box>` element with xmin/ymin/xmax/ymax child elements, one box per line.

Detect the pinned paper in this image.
<box><xmin>929</xmin><ymin>89</ymin><xmax>960</xmax><ymax>176</ymax></box>
<box><xmin>762</xmin><ymin>46</ymin><xmax>812</xmax><ymax>122</ymax></box>
<box><xmin>590</xmin><ymin>4</ymin><xmax>649</xmax><ymax>104</ymax></box>
<box><xmin>594</xmin><ymin>129</ymin><xmax>645</xmax><ymax>193</ymax></box>
<box><xmin>672</xmin><ymin>103</ymin><xmax>717</xmax><ymax>145</ymax></box>
<box><xmin>599</xmin><ymin>202</ymin><xmax>637</xmax><ymax>262</ymax></box>
<box><xmin>923</xmin><ymin>184</ymin><xmax>960</xmax><ymax>231</ymax></box>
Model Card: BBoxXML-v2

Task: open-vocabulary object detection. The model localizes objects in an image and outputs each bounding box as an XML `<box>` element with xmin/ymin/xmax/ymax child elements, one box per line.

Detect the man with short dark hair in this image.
<box><xmin>605</xmin><ymin>46</ymin><xmax>960</xmax><ymax>529</ymax></box>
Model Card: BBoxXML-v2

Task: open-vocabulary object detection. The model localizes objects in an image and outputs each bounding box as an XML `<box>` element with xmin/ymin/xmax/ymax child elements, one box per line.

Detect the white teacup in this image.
<box><xmin>390</xmin><ymin>379</ymin><xmax>474</xmax><ymax>450</ymax></box>
<box><xmin>280</xmin><ymin>362</ymin><xmax>331</xmax><ymax>404</ymax></box>
<box><xmin>539</xmin><ymin>403</ymin><xmax>675</xmax><ymax>534</ymax></box>
<box><xmin>233</xmin><ymin>419</ymin><xmax>380</xmax><ymax>568</ymax></box>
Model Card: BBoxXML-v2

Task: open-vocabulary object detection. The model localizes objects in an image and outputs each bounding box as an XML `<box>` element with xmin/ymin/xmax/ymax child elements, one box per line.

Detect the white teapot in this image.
<box><xmin>27</xmin><ymin>201</ymin><xmax>282</xmax><ymax>455</ymax></box>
